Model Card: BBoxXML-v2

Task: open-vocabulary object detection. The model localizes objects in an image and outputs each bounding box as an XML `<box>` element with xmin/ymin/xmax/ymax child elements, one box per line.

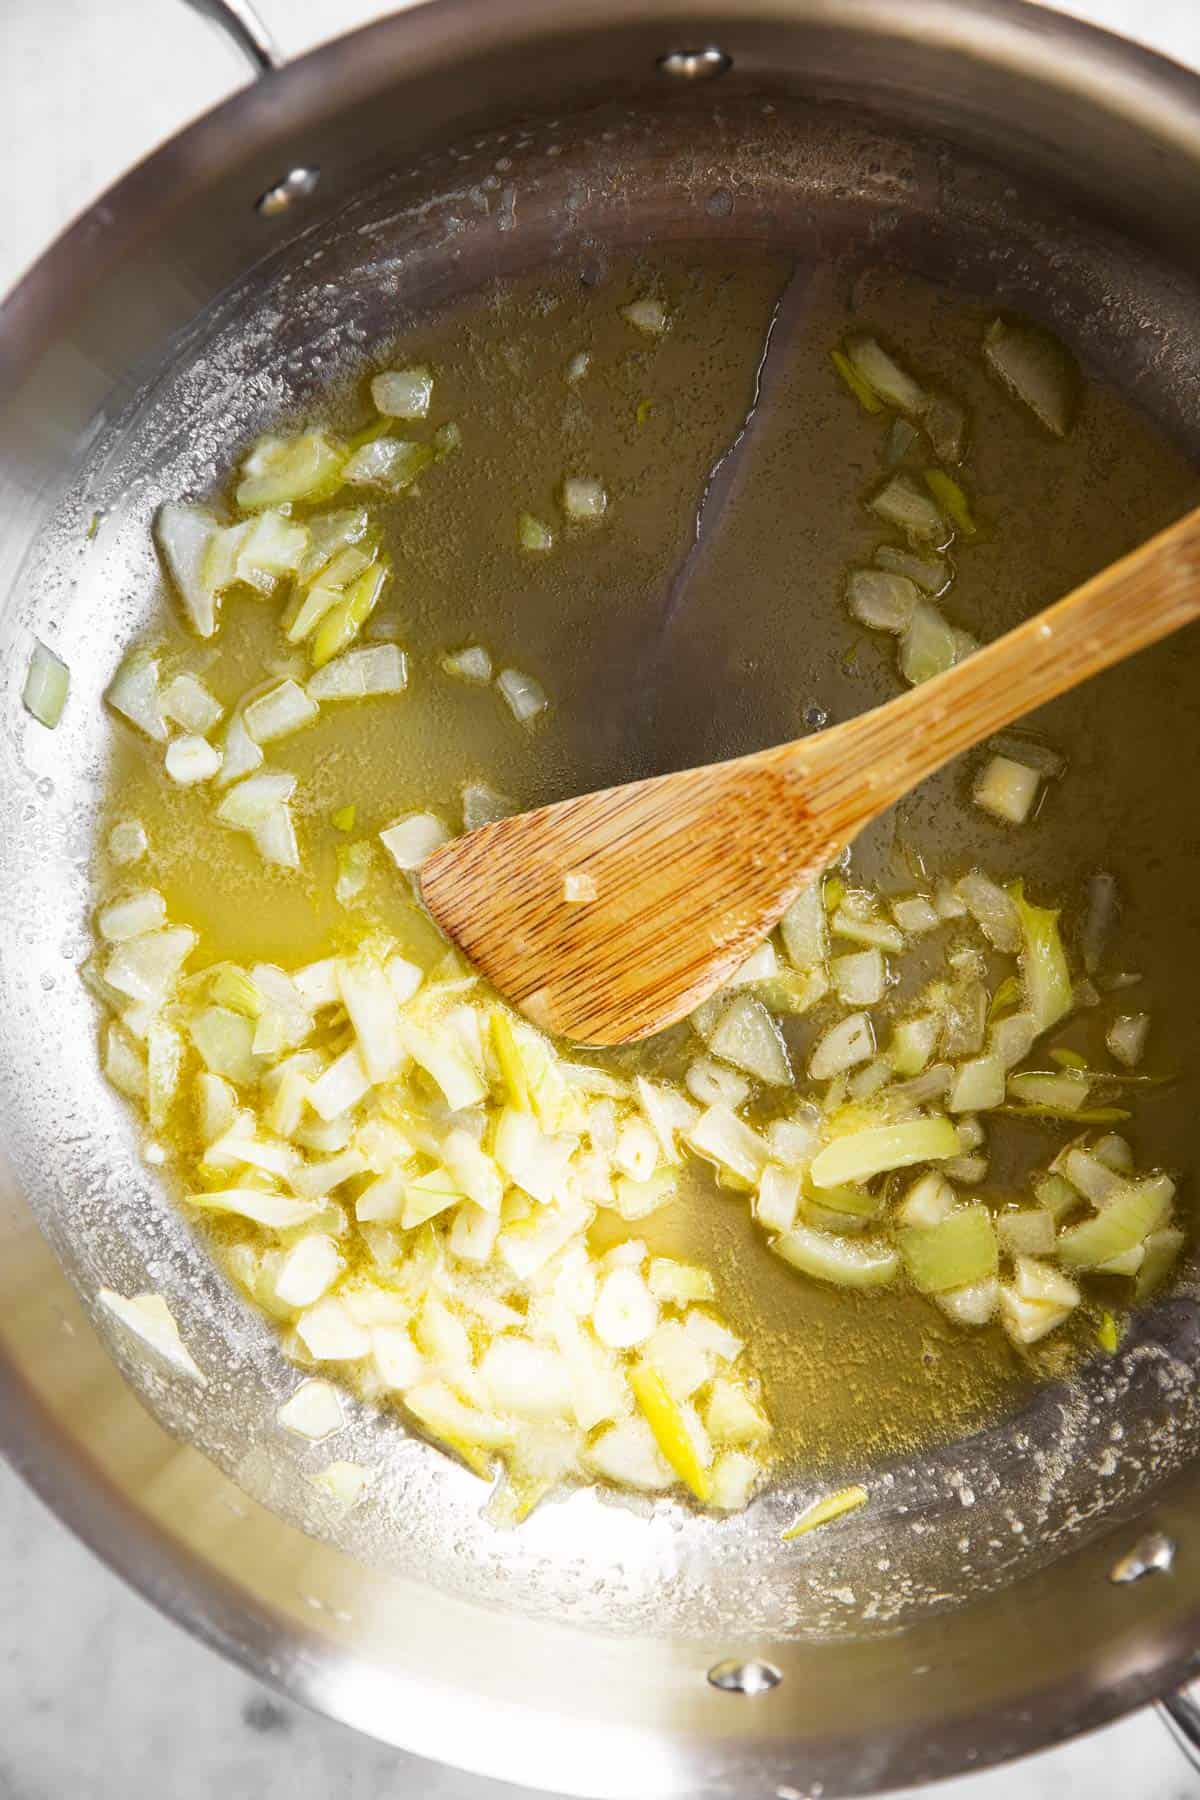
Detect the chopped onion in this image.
<box><xmin>899</xmin><ymin>1204</ymin><xmax>997</xmax><ymax>1292</ymax></box>
<box><xmin>273</xmin><ymin>1235</ymin><xmax>340</xmax><ymax>1308</ymax></box>
<box><xmin>153</xmin><ymin>502</ymin><xmax>222</xmax><ymax>637</ymax></box>
<box><xmin>899</xmin><ymin>600</ymin><xmax>956</xmax><ymax>685</ymax></box>
<box><xmin>165</xmin><ymin>733</ymin><xmax>222</xmax><ymax>785</ymax></box>
<box><xmin>98</xmin><ymin>888</ymin><xmax>166</xmax><ymax>943</ymax></box>
<box><xmin>379</xmin><ymin>811</ymin><xmax>448</xmax><ymax>869</ymax></box>
<box><xmin>442</xmin><ymin>645</ymin><xmax>492</xmax><ymax>683</ymax></box>
<box><xmin>244</xmin><ymin>679</ymin><xmax>319</xmax><ymax>745</ymax></box>
<box><xmin>277</xmin><ymin>1378</ymin><xmax>345</xmax><ymax>1440</ymax></box>
<box><xmin>237</xmin><ymin>431</ymin><xmax>345</xmax><ymax>511</ymax></box>
<box><xmin>809</xmin><ymin>1013</ymin><xmax>875</xmax><ymax>1081</ymax></box>
<box><xmin>1057</xmin><ymin>1176</ymin><xmax>1173</xmax><ymax>1269</ymax></box>
<box><xmin>107</xmin><ymin>656</ymin><xmax>167</xmax><ymax>742</ymax></box>
<box><xmin>685</xmin><ymin>1055</ymin><xmax>750</xmax><ymax>1109</ymax></box>
<box><xmin>974</xmin><ymin>754</ymin><xmax>1040</xmax><ymax>825</ymax></box>
<box><xmin>1012</xmin><ymin>883</ymin><xmax>1072</xmax><ymax>1033</ymax></box>
<box><xmin>708</xmin><ymin>994</ymin><xmax>792</xmax><ymax>1086</ymax></box>
<box><xmin>869</xmin><ymin>473</ymin><xmax>947</xmax><ymax>544</ymax></box>
<box><xmin>685</xmin><ymin>1103</ymin><xmax>769</xmax><ymax>1183</ymax></box>
<box><xmin>308</xmin><ymin>1047</ymin><xmax>371</xmax><ymax>1120</ymax></box>
<box><xmin>889</xmin><ymin>1013</ymin><xmax>940</xmax><ymax>1077</ymax></box>
<box><xmin>161</xmin><ymin>672</ymin><xmax>222</xmax><ymax>735</ymax></box>
<box><xmin>311</xmin><ymin>563</ymin><xmax>389</xmax><ymax>669</ymax></box>
<box><xmin>846</xmin><ymin>568</ymin><xmax>919</xmax><ymax>634</ymax></box>
<box><xmin>947</xmin><ymin>1053</ymin><xmax>1005</xmax><ymax>1113</ymax></box>
<box><xmin>561</xmin><ymin>477</ymin><xmax>607</xmax><ymax>521</ymax></box>
<box><xmin>875</xmin><ymin>545</ymin><xmax>948</xmax><ymax>593</ymax></box>
<box><xmin>107</xmin><ymin>818</ymin><xmax>148</xmax><ymax>865</ymax></box>
<box><xmin>216</xmin><ymin>711</ymin><xmax>263</xmax><ymax>788</ymax></box>
<box><xmin>780</xmin><ymin>883</ymin><xmax>826</xmax><ymax>967</ymax></box>
<box><xmin>956</xmin><ymin>870</ymin><xmax>1020</xmax><ymax>952</ymax></box>
<box><xmin>810</xmin><ymin>1116</ymin><xmax>959</xmax><ymax>1188</ymax></box>
<box><xmin>518</xmin><ymin>513</ymin><xmax>555</xmax><ymax>552</ymax></box>
<box><xmin>307</xmin><ymin>643</ymin><xmax>407</xmax><ymax>701</ymax></box>
<box><xmin>831</xmin><ymin>948</ymin><xmax>886</xmax><ymax>1007</ymax></box>
<box><xmin>371</xmin><ymin>366</ymin><xmax>433</xmax><ymax>419</ymax></box>
<box><xmin>622</xmin><ymin>298</ymin><xmax>668</xmax><ymax>336</ymax></box>
<box><xmin>23</xmin><ymin>641</ymin><xmax>70</xmax><ymax>729</ymax></box>
<box><xmin>337</xmin><ymin>955</ymin><xmax>404</xmax><ymax>1084</ymax></box>
<box><xmin>924</xmin><ymin>392</ymin><xmax>967</xmax><ymax>464</ymax></box>
<box><xmin>98</xmin><ymin>1289</ymin><xmax>205</xmax><ymax>1383</ymax></box>
<box><xmin>844</xmin><ymin>336</ymin><xmax>925</xmax><ymax>414</ymax></box>
<box><xmin>343</xmin><ymin>437</ymin><xmax>433</xmax><ymax>490</ymax></box>
<box><xmin>217</xmin><ymin>768</ymin><xmax>297</xmax><ymax>829</ymax></box>
<box><xmin>496</xmin><ymin>667</ymin><xmax>547</xmax><ymax>723</ymax></box>
<box><xmin>105</xmin><ymin>925</ymin><xmax>195</xmax><ymax>1005</ymax></box>
<box><xmin>755</xmin><ymin>1165</ymin><xmax>802</xmax><ymax>1236</ymax></box>
<box><xmin>983</xmin><ymin>319</ymin><xmax>1076</xmax><ymax>437</ymax></box>
<box><xmin>773</xmin><ymin>1225</ymin><xmax>898</xmax><ymax>1288</ymax></box>
<box><xmin>1107</xmin><ymin>1012</ymin><xmax>1150</xmax><ymax>1069</ymax></box>
<box><xmin>252</xmin><ymin>805</ymin><xmax>299</xmax><ymax>870</ymax></box>
<box><xmin>188</xmin><ymin>1187</ymin><xmax>320</xmax><ymax>1229</ymax></box>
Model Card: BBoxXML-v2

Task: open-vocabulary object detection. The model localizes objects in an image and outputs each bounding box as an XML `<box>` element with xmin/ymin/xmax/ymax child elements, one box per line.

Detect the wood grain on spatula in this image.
<box><xmin>422</xmin><ymin>504</ymin><xmax>1200</xmax><ymax>1046</ymax></box>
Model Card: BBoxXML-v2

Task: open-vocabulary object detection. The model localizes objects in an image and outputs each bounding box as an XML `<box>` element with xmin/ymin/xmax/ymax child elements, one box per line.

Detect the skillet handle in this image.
<box><xmin>1158</xmin><ymin>1686</ymin><xmax>1200</xmax><ymax>1771</ymax></box>
<box><xmin>178</xmin><ymin>0</ymin><xmax>282</xmax><ymax>75</ymax></box>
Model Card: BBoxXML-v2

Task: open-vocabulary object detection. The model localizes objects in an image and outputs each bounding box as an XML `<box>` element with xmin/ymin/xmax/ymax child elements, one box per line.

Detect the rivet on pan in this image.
<box><xmin>1110</xmin><ymin>1530</ymin><xmax>1176</xmax><ymax>1584</ymax></box>
<box><xmin>256</xmin><ymin>167</ymin><xmax>321</xmax><ymax>217</ymax></box>
<box><xmin>658</xmin><ymin>48</ymin><xmax>732</xmax><ymax>82</ymax></box>
<box><xmin>707</xmin><ymin>1658</ymin><xmax>782</xmax><ymax>1695</ymax></box>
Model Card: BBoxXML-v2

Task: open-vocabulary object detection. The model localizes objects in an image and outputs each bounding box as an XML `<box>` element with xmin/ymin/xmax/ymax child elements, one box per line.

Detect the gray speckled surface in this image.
<box><xmin>2</xmin><ymin>2</ymin><xmax>1200</xmax><ymax>1796</ymax></box>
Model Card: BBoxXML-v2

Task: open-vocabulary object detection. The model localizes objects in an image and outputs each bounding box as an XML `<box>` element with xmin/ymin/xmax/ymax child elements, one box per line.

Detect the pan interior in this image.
<box><xmin>5</xmin><ymin>91</ymin><xmax>1200</xmax><ymax>1645</ymax></box>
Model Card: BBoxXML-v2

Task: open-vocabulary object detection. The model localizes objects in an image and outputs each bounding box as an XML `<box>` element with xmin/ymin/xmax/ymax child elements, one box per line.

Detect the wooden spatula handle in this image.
<box><xmin>783</xmin><ymin>502</ymin><xmax>1200</xmax><ymax>811</ymax></box>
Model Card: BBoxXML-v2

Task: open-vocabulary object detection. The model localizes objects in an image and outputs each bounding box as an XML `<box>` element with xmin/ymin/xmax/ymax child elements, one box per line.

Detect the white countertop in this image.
<box><xmin>2</xmin><ymin>3</ymin><xmax>1200</xmax><ymax>1797</ymax></box>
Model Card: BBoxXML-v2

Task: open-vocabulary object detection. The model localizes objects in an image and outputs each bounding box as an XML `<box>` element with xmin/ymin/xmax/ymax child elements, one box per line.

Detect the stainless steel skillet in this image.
<box><xmin>4</xmin><ymin>1</ymin><xmax>1200</xmax><ymax>1793</ymax></box>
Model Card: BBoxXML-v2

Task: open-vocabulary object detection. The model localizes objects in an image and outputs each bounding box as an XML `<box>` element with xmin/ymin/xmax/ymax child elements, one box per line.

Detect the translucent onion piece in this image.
<box><xmin>983</xmin><ymin>319</ymin><xmax>1077</xmax><ymax>437</ymax></box>
<box><xmin>831</xmin><ymin>948</ymin><xmax>886</xmax><ymax>1007</ymax></box>
<box><xmin>23</xmin><ymin>641</ymin><xmax>70</xmax><ymax>728</ymax></box>
<box><xmin>443</xmin><ymin>645</ymin><xmax>493</xmax><ymax>684</ymax></box>
<box><xmin>774</xmin><ymin>1226</ymin><xmax>898</xmax><ymax>1288</ymax></box>
<box><xmin>98</xmin><ymin>888</ymin><xmax>166</xmax><ymax>943</ymax></box>
<box><xmin>974</xmin><ymin>755</ymin><xmax>1040</xmax><ymax>824</ymax></box>
<box><xmin>622</xmin><ymin>298</ymin><xmax>668</xmax><ymax>336</ymax></box>
<box><xmin>307</xmin><ymin>643</ymin><xmax>407</xmax><ymax>701</ymax></box>
<box><xmin>1107</xmin><ymin>1012</ymin><xmax>1150</xmax><ymax>1068</ymax></box>
<box><xmin>809</xmin><ymin>1116</ymin><xmax>960</xmax><ymax>1188</ymax></box>
<box><xmin>98</xmin><ymin>1289</ymin><xmax>205</xmax><ymax>1383</ymax></box>
<box><xmin>844</xmin><ymin>337</ymin><xmax>925</xmax><ymax>414</ymax></box>
<box><xmin>277</xmin><ymin>1378</ymin><xmax>345</xmax><ymax>1441</ymax></box>
<box><xmin>379</xmin><ymin>811</ymin><xmax>448</xmax><ymax>869</ymax></box>
<box><xmin>779</xmin><ymin>884</ymin><xmax>826</xmax><ymax>968</ymax></box>
<box><xmin>154</xmin><ymin>502</ymin><xmax>220</xmax><ymax>636</ymax></box>
<box><xmin>899</xmin><ymin>1205</ymin><xmax>997</xmax><ymax>1293</ymax></box>
<box><xmin>343</xmin><ymin>437</ymin><xmax>434</xmax><ymax>491</ymax></box>
<box><xmin>1057</xmin><ymin>1176</ymin><xmax>1174</xmax><ymax>1269</ymax></box>
<box><xmin>237</xmin><ymin>431</ymin><xmax>345</xmax><ymax>511</ymax></box>
<box><xmin>808</xmin><ymin>1012</ymin><xmax>875</xmax><ymax>1081</ymax></box>
<box><xmin>685</xmin><ymin>1104</ymin><xmax>769</xmax><ymax>1183</ymax></box>
<box><xmin>244</xmin><ymin>679</ymin><xmax>319</xmax><ymax>744</ymax></box>
<box><xmin>107</xmin><ymin>656</ymin><xmax>167</xmax><ymax>742</ymax></box>
<box><xmin>899</xmin><ymin>600</ymin><xmax>957</xmax><ymax>686</ymax></box>
<box><xmin>846</xmin><ymin>568</ymin><xmax>918</xmax><ymax>634</ymax></box>
<box><xmin>1011</xmin><ymin>882</ymin><xmax>1072</xmax><ymax>1033</ymax></box>
<box><xmin>165</xmin><ymin>733</ymin><xmax>222</xmax><ymax>785</ymax></box>
<box><xmin>708</xmin><ymin>994</ymin><xmax>792</xmax><ymax>1086</ymax></box>
<box><xmin>875</xmin><ymin>544</ymin><xmax>948</xmax><ymax>593</ymax></box>
<box><xmin>560</xmin><ymin>477</ymin><xmax>607</xmax><ymax>521</ymax></box>
<box><xmin>869</xmin><ymin>473</ymin><xmax>948</xmax><ymax>544</ymax></box>
<box><xmin>371</xmin><ymin>366</ymin><xmax>433</xmax><ymax>418</ymax></box>
<box><xmin>497</xmin><ymin>667</ymin><xmax>548</xmax><ymax>723</ymax></box>
<box><xmin>162</xmin><ymin>672</ymin><xmax>222</xmax><ymax>735</ymax></box>
<box><xmin>518</xmin><ymin>512</ymin><xmax>555</xmax><ymax>552</ymax></box>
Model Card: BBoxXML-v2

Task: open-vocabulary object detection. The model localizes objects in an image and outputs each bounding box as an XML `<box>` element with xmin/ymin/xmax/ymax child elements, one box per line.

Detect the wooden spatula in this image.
<box><xmin>422</xmin><ymin>505</ymin><xmax>1200</xmax><ymax>1046</ymax></box>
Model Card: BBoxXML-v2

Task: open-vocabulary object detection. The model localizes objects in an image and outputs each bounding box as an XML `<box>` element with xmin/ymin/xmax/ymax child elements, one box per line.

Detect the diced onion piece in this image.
<box><xmin>252</xmin><ymin>805</ymin><xmax>300</xmax><ymax>870</ymax></box>
<box><xmin>405</xmin><ymin>1381</ymin><xmax>511</xmax><ymax>1477</ymax></box>
<box><xmin>948</xmin><ymin>1054</ymin><xmax>1005</xmax><ymax>1113</ymax></box>
<box><xmin>983</xmin><ymin>319</ymin><xmax>1076</xmax><ymax>437</ymax></box>
<box><xmin>496</xmin><ymin>667</ymin><xmax>547</xmax><ymax>723</ymax></box>
<box><xmin>161</xmin><ymin>672</ymin><xmax>222</xmax><ymax>735</ymax></box>
<box><xmin>774</xmin><ymin>1225</ymin><xmax>898</xmax><ymax>1288</ymax></box>
<box><xmin>165</xmin><ymin>733</ymin><xmax>222</xmax><ymax>785</ymax></box>
<box><xmin>518</xmin><ymin>513</ymin><xmax>555</xmax><ymax>552</ymax></box>
<box><xmin>974</xmin><ymin>754</ymin><xmax>1040</xmax><ymax>825</ymax></box>
<box><xmin>1008</xmin><ymin>1070</ymin><xmax>1090</xmax><ymax>1111</ymax></box>
<box><xmin>98</xmin><ymin>1289</ymin><xmax>205</xmax><ymax>1383</ymax></box>
<box><xmin>98</xmin><ymin>888</ymin><xmax>166</xmax><ymax>943</ymax></box>
<box><xmin>106</xmin><ymin>925</ymin><xmax>196</xmax><ymax>1005</ymax></box>
<box><xmin>889</xmin><ymin>1013</ymin><xmax>940</xmax><ymax>1077</ymax></box>
<box><xmin>1012</xmin><ymin>882</ymin><xmax>1072</xmax><ymax>1033</ymax></box>
<box><xmin>587</xmin><ymin>1416</ymin><xmax>674</xmax><ymax>1491</ymax></box>
<box><xmin>925</xmin><ymin>392</ymin><xmax>967</xmax><ymax>464</ymax></box>
<box><xmin>441</xmin><ymin>1128</ymin><xmax>504</xmax><ymax>1214</ymax></box>
<box><xmin>997</xmin><ymin>1210</ymin><xmax>1056</xmax><ymax>1257</ymax></box>
<box><xmin>296</xmin><ymin>507</ymin><xmax>370</xmax><ymax>585</ymax></box>
<box><xmin>379</xmin><ymin>811</ymin><xmax>448</xmax><ymax>870</ymax></box>
<box><xmin>686</xmin><ymin>1050</ymin><xmax>751</xmax><ymax>1110</ymax></box>
<box><xmin>154</xmin><ymin>501</ymin><xmax>223</xmax><ymax>637</ymax></box>
<box><xmin>217</xmin><ymin>768</ymin><xmax>297</xmax><ymax>830</ymax></box>
<box><xmin>308</xmin><ymin>1047</ymin><xmax>371</xmax><ymax>1120</ymax></box>
<box><xmin>831</xmin><ymin>948</ymin><xmax>886</xmax><ymax>1007</ymax></box>
<box><xmin>23</xmin><ymin>641</ymin><xmax>70</xmax><ymax>729</ymax></box>
<box><xmin>188</xmin><ymin>1187</ymin><xmax>320</xmax><ymax>1229</ymax></box>
<box><xmin>844</xmin><ymin>336</ymin><xmax>924</xmax><ymax>412</ymax></box>
<box><xmin>685</xmin><ymin>1103</ymin><xmax>769</xmax><ymax>1183</ymax></box>
<box><xmin>306</xmin><ymin>643</ymin><xmax>408</xmax><ymax>703</ymax></box>
<box><xmin>343</xmin><ymin>437</ymin><xmax>433</xmax><ymax>490</ymax></box>
<box><xmin>829</xmin><ymin>906</ymin><xmax>904</xmax><ymax>952</ymax></box>
<box><xmin>296</xmin><ymin>1297</ymin><xmax>372</xmax><ymax>1361</ymax></box>
<box><xmin>1137</xmin><ymin>1227</ymin><xmax>1185</xmax><ymax>1299</ymax></box>
<box><xmin>629</xmin><ymin>1365</ymin><xmax>710</xmax><ymax>1500</ymax></box>
<box><xmin>1057</xmin><ymin>1175</ymin><xmax>1174</xmax><ymax>1269</ymax></box>
<box><xmin>337</xmin><ymin>955</ymin><xmax>404</xmax><ymax>1084</ymax></box>
<box><xmin>107</xmin><ymin>656</ymin><xmax>167</xmax><ymax>742</ymax></box>
<box><xmin>708</xmin><ymin>994</ymin><xmax>792</xmax><ymax>1086</ymax></box>
<box><xmin>273</xmin><ymin>1235</ymin><xmax>340</xmax><ymax>1308</ymax></box>
<box><xmin>635</xmin><ymin>1077</ymin><xmax>699</xmax><ymax>1164</ymax></box>
<box><xmin>755</xmin><ymin>1164</ymin><xmax>802</xmax><ymax>1236</ymax></box>
<box><xmin>1059</xmin><ymin>1147</ymin><xmax>1124</xmax><ymax>1205</ymax></box>
<box><xmin>216</xmin><ymin>711</ymin><xmax>264</xmax><ymax>788</ymax></box>
<box><xmin>237</xmin><ymin>431</ymin><xmax>345</xmax><ymax>511</ymax></box>
<box><xmin>561</xmin><ymin>477</ymin><xmax>607</xmax><ymax>521</ymax></box>
<box><xmin>809</xmin><ymin>1012</ymin><xmax>875</xmax><ymax>1081</ymax></box>
<box><xmin>277</xmin><ymin>1378</ymin><xmax>344</xmax><ymax>1440</ymax></box>
<box><xmin>899</xmin><ymin>600</ymin><xmax>956</xmax><ymax>685</ymax></box>
<box><xmin>648</xmin><ymin>1258</ymin><xmax>715</xmax><ymax>1306</ymax></box>
<box><xmin>831</xmin><ymin>348</ymin><xmax>883</xmax><ymax>413</ymax></box>
<box><xmin>371</xmin><ymin>366</ymin><xmax>433</xmax><ymax>418</ymax></box>
<box><xmin>401</xmin><ymin>1022</ymin><xmax>487</xmax><ymax>1110</ymax></box>
<box><xmin>936</xmin><ymin>1276</ymin><xmax>999</xmax><ymax>1326</ymax></box>
<box><xmin>243</xmin><ymin>679</ymin><xmax>319</xmax><ymax>746</ymax></box>
<box><xmin>443</xmin><ymin>645</ymin><xmax>493</xmax><ymax>684</ymax></box>
<box><xmin>780</xmin><ymin>883</ymin><xmax>826</xmax><ymax>967</ymax></box>
<box><xmin>312</xmin><ymin>563</ymin><xmax>389</xmax><ymax>669</ymax></box>
<box><xmin>897</xmin><ymin>1172</ymin><xmax>956</xmax><ymax>1229</ymax></box>
<box><xmin>869</xmin><ymin>473</ymin><xmax>947</xmax><ymax>543</ymax></box>
<box><xmin>107</xmin><ymin>819</ymin><xmax>149</xmax><ymax>866</ymax></box>
<box><xmin>782</xmin><ymin>1483</ymin><xmax>868</xmax><ymax>1540</ymax></box>
<box><xmin>309</xmin><ymin>1461</ymin><xmax>370</xmax><ymax>1507</ymax></box>
<box><xmin>810</xmin><ymin>1115</ymin><xmax>959</xmax><ymax>1188</ymax></box>
<box><xmin>1107</xmin><ymin>1013</ymin><xmax>1150</xmax><ymax>1069</ymax></box>
<box><xmin>875</xmin><ymin>545</ymin><xmax>948</xmax><ymax>592</ymax></box>
<box><xmin>704</xmin><ymin>1377</ymin><xmax>769</xmax><ymax>1447</ymax></box>
<box><xmin>622</xmin><ymin>297</ymin><xmax>668</xmax><ymax>336</ymax></box>
<box><xmin>480</xmin><ymin>1337</ymin><xmax>572</xmax><ymax>1420</ymax></box>
<box><xmin>899</xmin><ymin>1204</ymin><xmax>997</xmax><ymax>1293</ymax></box>
<box><xmin>891</xmin><ymin>895</ymin><xmax>939</xmax><ymax>935</ymax></box>
<box><xmin>237</xmin><ymin>509</ymin><xmax>309</xmax><ymax>588</ymax></box>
